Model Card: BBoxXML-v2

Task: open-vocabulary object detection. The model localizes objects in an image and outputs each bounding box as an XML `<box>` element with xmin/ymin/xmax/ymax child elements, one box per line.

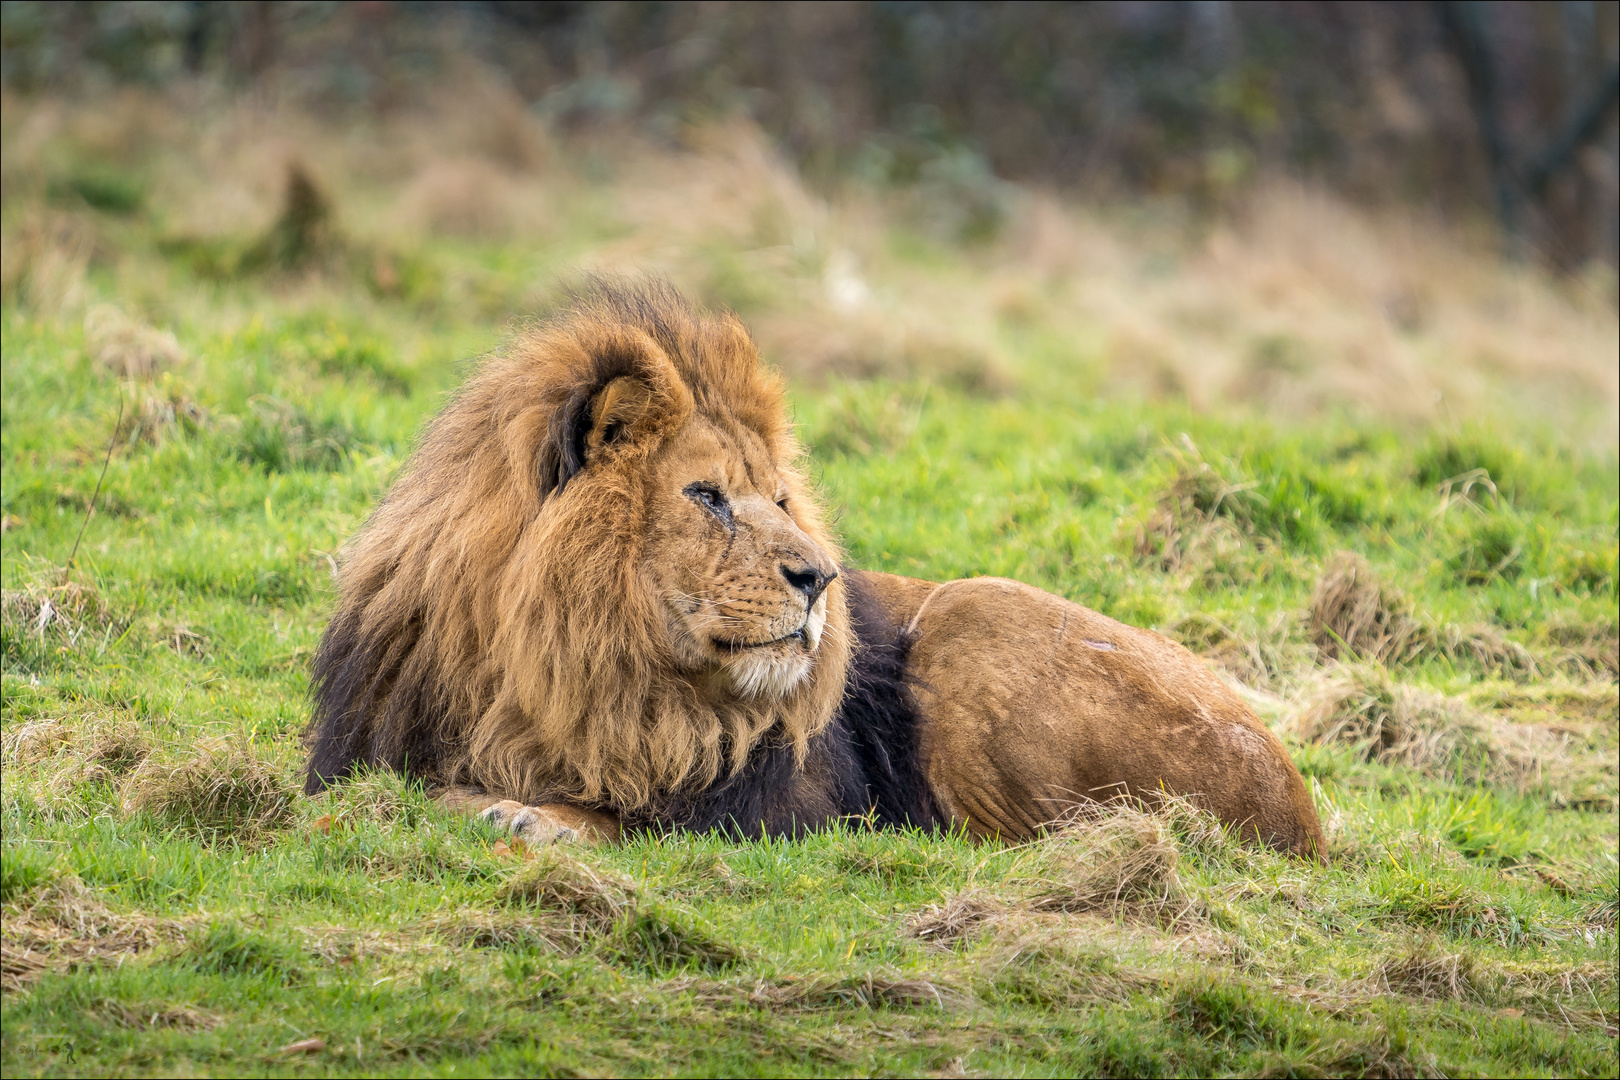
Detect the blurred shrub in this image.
<box><xmin>46</xmin><ymin>166</ymin><xmax>145</xmax><ymax>215</ymax></box>
<box><xmin>1445</xmin><ymin>514</ymin><xmax>1529</xmax><ymax>586</ymax></box>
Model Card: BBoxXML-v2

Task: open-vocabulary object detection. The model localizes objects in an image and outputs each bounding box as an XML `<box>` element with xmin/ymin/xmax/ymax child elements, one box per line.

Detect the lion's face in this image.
<box><xmin>643</xmin><ymin>419</ymin><xmax>840</xmax><ymax>700</ymax></box>
<box><xmin>326</xmin><ymin>282</ymin><xmax>854</xmax><ymax>809</ymax></box>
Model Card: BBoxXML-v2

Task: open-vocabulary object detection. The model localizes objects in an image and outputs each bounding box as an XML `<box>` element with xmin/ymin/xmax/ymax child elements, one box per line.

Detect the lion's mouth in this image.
<box><xmin>712</xmin><ymin>626</ymin><xmax>809</xmax><ymax>652</ymax></box>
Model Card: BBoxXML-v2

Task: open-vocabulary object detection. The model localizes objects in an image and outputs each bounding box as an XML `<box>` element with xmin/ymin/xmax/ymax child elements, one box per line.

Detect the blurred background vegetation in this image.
<box><xmin>3</xmin><ymin>0</ymin><xmax>1617</xmax><ymax>268</ymax></box>
<box><xmin>2</xmin><ymin>1</ymin><xmax>1616</xmax><ymax>443</ymax></box>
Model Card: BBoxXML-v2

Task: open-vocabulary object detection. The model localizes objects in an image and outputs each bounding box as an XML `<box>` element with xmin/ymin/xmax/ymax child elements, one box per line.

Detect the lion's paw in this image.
<box><xmin>480</xmin><ymin>800</ymin><xmax>582</xmax><ymax>845</ymax></box>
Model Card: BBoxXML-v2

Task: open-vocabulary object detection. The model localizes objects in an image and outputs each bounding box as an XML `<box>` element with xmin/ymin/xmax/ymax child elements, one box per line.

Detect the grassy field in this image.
<box><xmin>2</xmin><ymin>89</ymin><xmax>1618</xmax><ymax>1077</ymax></box>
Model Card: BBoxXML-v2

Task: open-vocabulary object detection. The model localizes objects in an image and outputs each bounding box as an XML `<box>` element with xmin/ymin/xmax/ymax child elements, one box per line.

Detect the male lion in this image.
<box><xmin>305</xmin><ymin>280</ymin><xmax>1324</xmax><ymax>857</ymax></box>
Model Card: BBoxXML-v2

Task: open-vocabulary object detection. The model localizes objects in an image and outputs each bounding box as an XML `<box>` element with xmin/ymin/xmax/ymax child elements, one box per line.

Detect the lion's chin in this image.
<box><xmin>722</xmin><ymin>648</ymin><xmax>814</xmax><ymax>699</ymax></box>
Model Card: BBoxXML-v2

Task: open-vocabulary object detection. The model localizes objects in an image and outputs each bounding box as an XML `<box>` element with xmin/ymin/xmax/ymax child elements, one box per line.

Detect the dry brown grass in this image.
<box><xmin>1</xmin><ymin>872</ymin><xmax>166</xmax><ymax>993</ymax></box>
<box><xmin>1538</xmin><ymin>614</ymin><xmax>1620</xmax><ymax>678</ymax></box>
<box><xmin>115</xmin><ymin>385</ymin><xmax>210</xmax><ymax>449</ymax></box>
<box><xmin>1</xmin><ymin>576</ymin><xmax>118</xmax><ymax>650</ymax></box>
<box><xmin>666</xmin><ymin>971</ymin><xmax>964</xmax><ymax>1011</ymax></box>
<box><xmin>83</xmin><ymin>304</ymin><xmax>186</xmax><ymax>380</ymax></box>
<box><xmin>304</xmin><ymin>770</ymin><xmax>430</xmax><ymax>832</ymax></box>
<box><xmin>1373</xmin><ymin>945</ymin><xmax>1614</xmax><ymax>1029</ymax></box>
<box><xmin>906</xmin><ymin>890</ymin><xmax>1005</xmax><ymax>949</ymax></box>
<box><xmin>2</xmin><ymin>712</ymin><xmax>153</xmax><ymax>792</ymax></box>
<box><xmin>1294</xmin><ymin>665</ymin><xmax>1617</xmax><ymax>804</ymax></box>
<box><xmin>1132</xmin><ymin>442</ymin><xmax>1256</xmax><ymax>573</ymax></box>
<box><xmin>906</xmin><ymin>798</ymin><xmax>1230</xmax><ymax>952</ymax></box>
<box><xmin>1306</xmin><ymin>554</ymin><xmax>1541</xmax><ymax>680</ymax></box>
<box><xmin>146</xmin><ymin>617</ymin><xmax>210</xmax><ymax>658</ymax></box>
<box><xmin>1432</xmin><ymin>622</ymin><xmax>1539</xmax><ymax>681</ymax></box>
<box><xmin>1295</xmin><ymin>665</ymin><xmax>1491</xmax><ymax>774</ymax></box>
<box><xmin>1165</xmin><ymin>610</ymin><xmax>1308</xmax><ymax>690</ymax></box>
<box><xmin>1019</xmin><ymin>810</ymin><xmax>1190</xmax><ymax>924</ymax></box>
<box><xmin>120</xmin><ymin>738</ymin><xmax>296</xmax><ymax>840</ymax></box>
<box><xmin>497</xmin><ymin>851</ymin><xmax>636</xmax><ymax>935</ymax></box>
<box><xmin>1375</xmin><ymin>941</ymin><xmax>1481</xmax><ymax>1001</ymax></box>
<box><xmin>1308</xmin><ymin>552</ymin><xmax>1428</xmax><ymax>666</ymax></box>
<box><xmin>419</xmin><ymin>910</ymin><xmax>585</xmax><ymax>955</ymax></box>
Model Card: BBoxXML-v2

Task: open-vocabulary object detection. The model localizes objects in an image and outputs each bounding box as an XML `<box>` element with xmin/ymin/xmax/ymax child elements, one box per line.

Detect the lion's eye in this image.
<box><xmin>776</xmin><ymin>498</ymin><xmax>789</xmax><ymax>512</ymax></box>
<box><xmin>684</xmin><ymin>482</ymin><xmax>732</xmax><ymax>525</ymax></box>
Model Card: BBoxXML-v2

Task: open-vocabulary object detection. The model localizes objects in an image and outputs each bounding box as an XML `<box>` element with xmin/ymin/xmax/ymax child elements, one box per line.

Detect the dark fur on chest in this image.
<box><xmin>305</xmin><ymin>570</ymin><xmax>938</xmax><ymax>837</ymax></box>
<box><xmin>629</xmin><ymin>569</ymin><xmax>939</xmax><ymax>838</ymax></box>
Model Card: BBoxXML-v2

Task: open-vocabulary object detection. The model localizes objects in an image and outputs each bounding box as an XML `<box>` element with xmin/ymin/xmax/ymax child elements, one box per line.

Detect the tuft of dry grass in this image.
<box><xmin>1133</xmin><ymin>443</ymin><xmax>1255</xmax><ymax>573</ymax></box>
<box><xmin>1</xmin><ymin>717</ymin><xmax>73</xmax><ymax>768</ymax></box>
<box><xmin>1433</xmin><ymin>622</ymin><xmax>1539</xmax><ymax>681</ymax></box>
<box><xmin>68</xmin><ymin>717</ymin><xmax>150</xmax><ymax>785</ymax></box>
<box><xmin>1294</xmin><ymin>665</ymin><xmax>1490</xmax><ymax>778</ymax></box>
<box><xmin>1303</xmin><ymin>556</ymin><xmax>1542</xmax><ymax>679</ymax></box>
<box><xmin>497</xmin><ymin>851</ymin><xmax>636</xmax><ymax>935</ymax></box>
<box><xmin>116</xmin><ymin>385</ymin><xmax>210</xmax><ymax>449</ymax></box>
<box><xmin>902</xmin><ymin>798</ymin><xmax>1242</xmax><ymax>949</ymax></box>
<box><xmin>906</xmin><ymin>889</ymin><xmax>1005</xmax><ymax>948</ymax></box>
<box><xmin>1375</xmin><ymin>941</ymin><xmax>1481</xmax><ymax>1001</ymax></box>
<box><xmin>419</xmin><ymin>911</ymin><xmax>584</xmax><ymax>955</ymax></box>
<box><xmin>121</xmin><ymin>739</ymin><xmax>295</xmax><ymax>840</ymax></box>
<box><xmin>668</xmin><ymin>972</ymin><xmax>964</xmax><ymax>1010</ymax></box>
<box><xmin>2</xmin><ymin>712</ymin><xmax>152</xmax><ymax>791</ymax></box>
<box><xmin>84</xmin><ymin>304</ymin><xmax>185</xmax><ymax>380</ymax></box>
<box><xmin>146</xmin><ymin>617</ymin><xmax>210</xmax><ymax>659</ymax></box>
<box><xmin>307</xmin><ymin>770</ymin><xmax>431</xmax><ymax>832</ymax></box>
<box><xmin>1016</xmin><ymin>801</ymin><xmax>1202</xmax><ymax>928</ymax></box>
<box><xmin>1309</xmin><ymin>552</ymin><xmax>1428</xmax><ymax>666</ymax></box>
<box><xmin>2</xmin><ymin>577</ymin><xmax>117</xmax><ymax>650</ymax></box>
<box><xmin>771</xmin><ymin>972</ymin><xmax>962</xmax><ymax>1010</ymax></box>
<box><xmin>1294</xmin><ymin>664</ymin><xmax>1613</xmax><ymax>800</ymax></box>
<box><xmin>1539</xmin><ymin>614</ymin><xmax>1620</xmax><ymax>678</ymax></box>
<box><xmin>1165</xmin><ymin>611</ymin><xmax>1308</xmax><ymax>690</ymax></box>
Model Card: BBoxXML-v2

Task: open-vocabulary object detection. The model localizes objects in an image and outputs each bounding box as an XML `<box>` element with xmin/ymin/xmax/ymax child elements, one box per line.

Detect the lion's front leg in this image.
<box><xmin>436</xmin><ymin>786</ymin><xmax>622</xmax><ymax>844</ymax></box>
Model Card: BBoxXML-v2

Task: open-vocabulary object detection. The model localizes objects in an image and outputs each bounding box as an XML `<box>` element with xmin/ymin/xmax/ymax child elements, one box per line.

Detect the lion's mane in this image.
<box><xmin>304</xmin><ymin>281</ymin><xmax>861</xmax><ymax>815</ymax></box>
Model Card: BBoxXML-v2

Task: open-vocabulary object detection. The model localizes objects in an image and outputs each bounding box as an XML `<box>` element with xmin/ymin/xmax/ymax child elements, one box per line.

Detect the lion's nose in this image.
<box><xmin>780</xmin><ymin>562</ymin><xmax>835</xmax><ymax>606</ymax></box>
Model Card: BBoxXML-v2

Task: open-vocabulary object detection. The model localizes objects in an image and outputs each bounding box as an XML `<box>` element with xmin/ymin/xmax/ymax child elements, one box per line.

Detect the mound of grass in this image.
<box><xmin>121</xmin><ymin>741</ymin><xmax>295</xmax><ymax>841</ymax></box>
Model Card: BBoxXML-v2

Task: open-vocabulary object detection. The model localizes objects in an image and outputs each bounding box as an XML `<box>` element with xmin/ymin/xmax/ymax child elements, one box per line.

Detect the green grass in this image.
<box><xmin>3</xmin><ymin>165</ymin><xmax>1617</xmax><ymax>1078</ymax></box>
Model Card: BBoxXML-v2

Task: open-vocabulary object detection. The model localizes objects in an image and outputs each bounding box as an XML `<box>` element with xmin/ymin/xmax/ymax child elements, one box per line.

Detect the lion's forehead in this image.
<box><xmin>680</xmin><ymin>416</ymin><xmax>783</xmax><ymax>495</ymax></box>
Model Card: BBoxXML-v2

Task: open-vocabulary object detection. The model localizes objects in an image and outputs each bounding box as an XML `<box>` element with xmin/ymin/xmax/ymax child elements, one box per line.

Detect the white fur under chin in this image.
<box><xmin>723</xmin><ymin>593</ymin><xmax>826</xmax><ymax>698</ymax></box>
<box><xmin>666</xmin><ymin>592</ymin><xmax>828</xmax><ymax>700</ymax></box>
<box><xmin>723</xmin><ymin>648</ymin><xmax>813</xmax><ymax>699</ymax></box>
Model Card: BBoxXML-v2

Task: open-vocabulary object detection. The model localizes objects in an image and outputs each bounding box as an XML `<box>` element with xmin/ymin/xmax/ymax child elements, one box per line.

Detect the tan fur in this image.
<box><xmin>326</xmin><ymin>282</ymin><xmax>849</xmax><ymax>811</ymax></box>
<box><xmin>885</xmin><ymin>575</ymin><xmax>1326</xmax><ymax>857</ymax></box>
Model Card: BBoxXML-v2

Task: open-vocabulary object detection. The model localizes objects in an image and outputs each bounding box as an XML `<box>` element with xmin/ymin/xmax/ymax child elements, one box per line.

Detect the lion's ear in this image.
<box><xmin>538</xmin><ymin>375</ymin><xmax>660</xmax><ymax>499</ymax></box>
<box><xmin>585</xmin><ymin>376</ymin><xmax>655</xmax><ymax>455</ymax></box>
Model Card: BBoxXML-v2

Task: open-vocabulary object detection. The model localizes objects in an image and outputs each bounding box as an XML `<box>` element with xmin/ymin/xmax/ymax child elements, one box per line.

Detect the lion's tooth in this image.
<box><xmin>803</xmin><ymin>601</ymin><xmax>825</xmax><ymax>651</ymax></box>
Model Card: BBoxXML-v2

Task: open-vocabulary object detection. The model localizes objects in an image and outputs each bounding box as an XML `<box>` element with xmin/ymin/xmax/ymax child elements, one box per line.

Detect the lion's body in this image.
<box><xmin>862</xmin><ymin>572</ymin><xmax>1323</xmax><ymax>853</ymax></box>
<box><xmin>306</xmin><ymin>280</ymin><xmax>1324</xmax><ymax>858</ymax></box>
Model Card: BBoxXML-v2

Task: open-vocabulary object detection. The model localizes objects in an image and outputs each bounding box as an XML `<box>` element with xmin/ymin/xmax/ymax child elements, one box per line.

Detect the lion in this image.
<box><xmin>305</xmin><ymin>279</ymin><xmax>1324</xmax><ymax>858</ymax></box>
